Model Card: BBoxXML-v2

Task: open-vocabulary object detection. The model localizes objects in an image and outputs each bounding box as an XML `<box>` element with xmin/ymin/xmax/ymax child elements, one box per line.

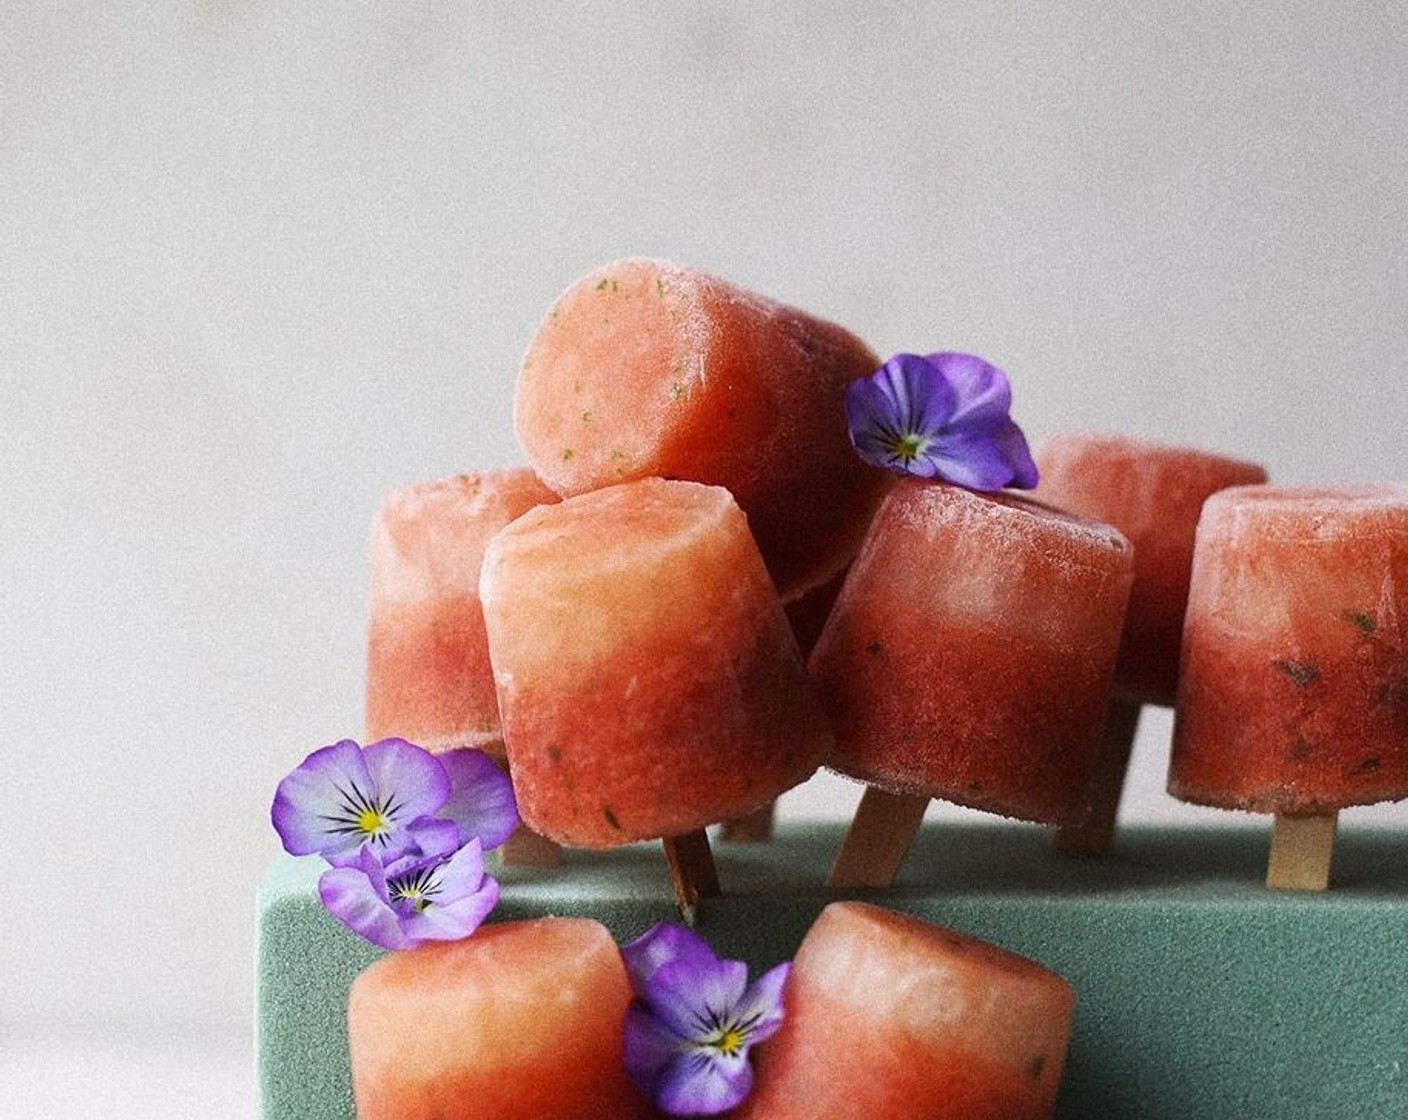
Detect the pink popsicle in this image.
<box><xmin>480</xmin><ymin>477</ymin><xmax>831</xmax><ymax>850</ymax></box>
<box><xmin>365</xmin><ymin>468</ymin><xmax>557</xmax><ymax>752</ymax></box>
<box><xmin>514</xmin><ymin>256</ymin><xmax>893</xmax><ymax>600</ymax></box>
<box><xmin>347</xmin><ymin>918</ymin><xmax>656</xmax><ymax>1119</ymax></box>
<box><xmin>1169</xmin><ymin>484</ymin><xmax>1408</xmax><ymax>887</ymax></box>
<box><xmin>814</xmin><ymin>481</ymin><xmax>1133</xmax><ymax>886</ymax></box>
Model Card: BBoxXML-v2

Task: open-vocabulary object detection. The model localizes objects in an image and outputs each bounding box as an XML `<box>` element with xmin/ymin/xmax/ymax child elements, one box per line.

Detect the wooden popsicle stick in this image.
<box><xmin>1053</xmin><ymin>695</ymin><xmax>1143</xmax><ymax>856</ymax></box>
<box><xmin>826</xmin><ymin>786</ymin><xmax>929</xmax><ymax>889</ymax></box>
<box><xmin>495</xmin><ymin>824</ymin><xmax>563</xmax><ymax>868</ymax></box>
<box><xmin>1265</xmin><ymin>811</ymin><xmax>1338</xmax><ymax>891</ymax></box>
<box><xmin>662</xmin><ymin>829</ymin><xmax>721</xmax><ymax>925</ymax></box>
<box><xmin>720</xmin><ymin>800</ymin><xmax>776</xmax><ymax>843</ymax></box>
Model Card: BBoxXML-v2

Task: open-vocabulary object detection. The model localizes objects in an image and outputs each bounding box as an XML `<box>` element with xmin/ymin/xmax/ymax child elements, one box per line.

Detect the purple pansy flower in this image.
<box><xmin>271</xmin><ymin>738</ymin><xmax>452</xmax><ymax>867</ymax></box>
<box><xmin>845</xmin><ymin>351</ymin><xmax>1039</xmax><ymax>490</ymax></box>
<box><xmin>271</xmin><ymin>738</ymin><xmax>518</xmax><ymax>949</ymax></box>
<box><xmin>621</xmin><ymin>923</ymin><xmax>790</xmax><ymax>1116</ymax></box>
<box><xmin>318</xmin><ymin>836</ymin><xmax>500</xmax><ymax>951</ymax></box>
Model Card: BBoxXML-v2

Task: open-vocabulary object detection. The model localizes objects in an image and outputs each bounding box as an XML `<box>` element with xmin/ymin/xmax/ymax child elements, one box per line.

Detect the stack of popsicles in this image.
<box><xmin>343</xmin><ymin>254</ymin><xmax>1408</xmax><ymax>1118</ymax></box>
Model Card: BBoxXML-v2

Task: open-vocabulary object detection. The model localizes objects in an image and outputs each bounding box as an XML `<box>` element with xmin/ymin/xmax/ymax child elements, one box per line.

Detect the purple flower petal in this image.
<box><xmin>622</xmin><ymin>922</ymin><xmax>721</xmax><ymax>998</ymax></box>
<box><xmin>656</xmin><ymin>1048</ymin><xmax>753</xmax><ymax>1116</ymax></box>
<box><xmin>995</xmin><ymin>418</ymin><xmax>1040</xmax><ymax>489</ymax></box>
<box><xmin>434</xmin><ymin>748</ymin><xmax>519</xmax><ymax>852</ymax></box>
<box><xmin>735</xmin><ymin>962</ymin><xmax>791</xmax><ymax>1045</ymax></box>
<box><xmin>923</xmin><ymin>426</ymin><xmax>1030</xmax><ymax>491</ymax></box>
<box><xmin>403</xmin><ymin>816</ymin><xmax>464</xmax><ymax>861</ymax></box>
<box><xmin>397</xmin><ymin>840</ymin><xmax>500</xmax><ymax>943</ymax></box>
<box><xmin>318</xmin><ymin>852</ymin><xmax>415</xmax><ymax>951</ymax></box>
<box><xmin>361</xmin><ymin>738</ymin><xmax>454</xmax><ymax>824</ymax></box>
<box><xmin>928</xmin><ymin>351</ymin><xmax>1013</xmax><ymax>431</ymax></box>
<box><xmin>647</xmin><ymin>958</ymin><xmax>749</xmax><ymax>1041</ymax></box>
<box><xmin>622</xmin><ymin>1004</ymin><xmax>683</xmax><ymax>1093</ymax></box>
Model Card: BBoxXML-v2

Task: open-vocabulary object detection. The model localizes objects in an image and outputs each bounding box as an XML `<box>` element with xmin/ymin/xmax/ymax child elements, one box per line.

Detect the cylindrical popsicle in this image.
<box><xmin>365</xmin><ymin>467</ymin><xmax>558</xmax><ymax>752</ymax></box>
<box><xmin>480</xmin><ymin>477</ymin><xmax>832</xmax><ymax>850</ymax></box>
<box><xmin>1034</xmin><ymin>433</ymin><xmax>1267</xmax><ymax>851</ymax></box>
<box><xmin>812</xmin><ymin>480</ymin><xmax>1134</xmax><ymax>827</ymax></box>
<box><xmin>1169</xmin><ymin>484</ymin><xmax>1408</xmax><ymax>886</ymax></box>
<box><xmin>347</xmin><ymin>918</ymin><xmax>655</xmax><ymax>1119</ymax></box>
<box><xmin>735</xmin><ymin>901</ymin><xmax>1074</xmax><ymax>1120</ymax></box>
<box><xmin>514</xmin><ymin>256</ymin><xmax>893</xmax><ymax>600</ymax></box>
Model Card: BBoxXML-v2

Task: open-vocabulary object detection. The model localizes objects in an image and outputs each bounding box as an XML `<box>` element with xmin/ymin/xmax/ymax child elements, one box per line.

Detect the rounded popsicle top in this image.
<box><xmin>883</xmin><ymin>480</ymin><xmax>1134</xmax><ymax>584</ymax></box>
<box><xmin>369</xmin><ymin>467</ymin><xmax>558</xmax><ymax>603</ymax></box>
<box><xmin>795</xmin><ymin>902</ymin><xmax>1076</xmax><ymax>1030</ymax></box>
<box><xmin>737</xmin><ymin>901</ymin><xmax>1073</xmax><ymax>1117</ymax></box>
<box><xmin>480</xmin><ymin>477</ymin><xmax>754</xmax><ymax>676</ymax></box>
<box><xmin>1196</xmin><ymin>482</ymin><xmax>1408</xmax><ymax>541</ymax></box>
<box><xmin>513</xmin><ymin>255</ymin><xmax>892</xmax><ymax>599</ymax></box>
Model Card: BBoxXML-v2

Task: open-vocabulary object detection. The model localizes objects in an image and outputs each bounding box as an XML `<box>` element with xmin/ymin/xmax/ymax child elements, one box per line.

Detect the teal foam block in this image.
<box><xmin>257</xmin><ymin>822</ymin><xmax>1408</xmax><ymax>1119</ymax></box>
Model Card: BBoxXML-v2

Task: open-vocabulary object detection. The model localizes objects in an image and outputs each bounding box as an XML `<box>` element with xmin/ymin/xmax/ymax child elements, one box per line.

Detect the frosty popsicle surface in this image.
<box><xmin>365</xmin><ymin>468</ymin><xmax>557</xmax><ymax>752</ymax></box>
<box><xmin>514</xmin><ymin>256</ymin><xmax>892</xmax><ymax>600</ymax></box>
<box><xmin>811</xmin><ymin>480</ymin><xmax>1134</xmax><ymax>826</ymax></box>
<box><xmin>735</xmin><ymin>901</ymin><xmax>1074</xmax><ymax>1120</ymax></box>
<box><xmin>1169</xmin><ymin>484</ymin><xmax>1408</xmax><ymax>815</ymax></box>
<box><xmin>480</xmin><ymin>477</ymin><xmax>831</xmax><ymax>848</ymax></box>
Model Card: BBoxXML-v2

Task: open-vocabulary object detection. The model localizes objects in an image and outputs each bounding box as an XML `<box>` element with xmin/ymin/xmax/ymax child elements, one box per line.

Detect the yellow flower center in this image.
<box><xmin>357</xmin><ymin>807</ymin><xmax>387</xmax><ymax>836</ymax></box>
<box><xmin>706</xmin><ymin>1026</ymin><xmax>746</xmax><ymax>1057</ymax></box>
<box><xmin>889</xmin><ymin>432</ymin><xmax>925</xmax><ymax>463</ymax></box>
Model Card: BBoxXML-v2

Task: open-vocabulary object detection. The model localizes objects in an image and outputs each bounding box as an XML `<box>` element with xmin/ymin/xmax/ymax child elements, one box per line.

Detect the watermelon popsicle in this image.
<box><xmin>812</xmin><ymin>480</ymin><xmax>1134</xmax><ymax>887</ymax></box>
<box><xmin>365</xmin><ymin>468</ymin><xmax>561</xmax><ymax>866</ymax></box>
<box><xmin>1034</xmin><ymin>434</ymin><xmax>1267</xmax><ymax>853</ymax></box>
<box><xmin>347</xmin><ymin>918</ymin><xmax>656</xmax><ymax>1119</ymax></box>
<box><xmin>734</xmin><ymin>902</ymin><xmax>1074</xmax><ymax>1120</ymax></box>
<box><xmin>480</xmin><ymin>477</ymin><xmax>833</xmax><ymax>916</ymax></box>
<box><xmin>514</xmin><ymin>256</ymin><xmax>893</xmax><ymax>601</ymax></box>
<box><xmin>1169</xmin><ymin>484</ymin><xmax>1408</xmax><ymax>889</ymax></box>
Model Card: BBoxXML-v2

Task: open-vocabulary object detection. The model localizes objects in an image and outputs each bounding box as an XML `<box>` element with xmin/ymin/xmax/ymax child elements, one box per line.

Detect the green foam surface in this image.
<box><xmin>257</xmin><ymin>822</ymin><xmax>1408</xmax><ymax>1118</ymax></box>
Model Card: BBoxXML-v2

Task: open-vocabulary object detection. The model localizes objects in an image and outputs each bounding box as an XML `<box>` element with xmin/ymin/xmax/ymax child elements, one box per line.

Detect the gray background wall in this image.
<box><xmin>6</xmin><ymin>0</ymin><xmax>1406</xmax><ymax>1069</ymax></box>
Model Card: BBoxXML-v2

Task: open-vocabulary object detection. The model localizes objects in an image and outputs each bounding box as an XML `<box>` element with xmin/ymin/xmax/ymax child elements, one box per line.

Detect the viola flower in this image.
<box><xmin>318</xmin><ymin>836</ymin><xmax>501</xmax><ymax>951</ymax></box>
<box><xmin>271</xmin><ymin>738</ymin><xmax>451</xmax><ymax>867</ymax></box>
<box><xmin>845</xmin><ymin>351</ymin><xmax>1039</xmax><ymax>490</ymax></box>
<box><xmin>621</xmin><ymin>923</ymin><xmax>790</xmax><ymax>1116</ymax></box>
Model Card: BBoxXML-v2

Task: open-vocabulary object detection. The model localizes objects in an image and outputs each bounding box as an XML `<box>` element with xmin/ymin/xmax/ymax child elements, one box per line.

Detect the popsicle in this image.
<box><xmin>1169</xmin><ymin>483</ymin><xmax>1408</xmax><ymax>889</ymax></box>
<box><xmin>1034</xmin><ymin>433</ymin><xmax>1267</xmax><ymax>852</ymax></box>
<box><xmin>366</xmin><ymin>468</ymin><xmax>557</xmax><ymax>751</ymax></box>
<box><xmin>365</xmin><ymin>468</ymin><xmax>561</xmax><ymax>866</ymax></box>
<box><xmin>514</xmin><ymin>256</ymin><xmax>893</xmax><ymax>600</ymax></box>
<box><xmin>813</xmin><ymin>480</ymin><xmax>1134</xmax><ymax>886</ymax></box>
<box><xmin>735</xmin><ymin>901</ymin><xmax>1074</xmax><ymax>1120</ymax></box>
<box><xmin>480</xmin><ymin>477</ymin><xmax>832</xmax><ymax>910</ymax></box>
<box><xmin>347</xmin><ymin>917</ymin><xmax>655</xmax><ymax>1119</ymax></box>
